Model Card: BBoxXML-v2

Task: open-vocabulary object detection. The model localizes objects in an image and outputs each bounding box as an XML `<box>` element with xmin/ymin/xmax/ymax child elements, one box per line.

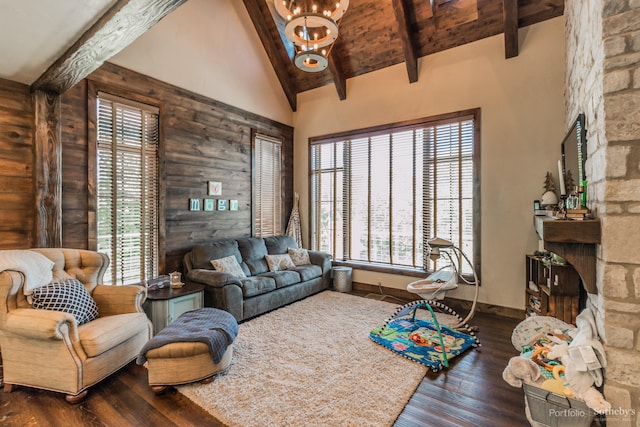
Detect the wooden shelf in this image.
<box><xmin>525</xmin><ymin>254</ymin><xmax>582</xmax><ymax>325</ymax></box>
<box><xmin>541</xmin><ymin>219</ymin><xmax>600</xmax><ymax>294</ymax></box>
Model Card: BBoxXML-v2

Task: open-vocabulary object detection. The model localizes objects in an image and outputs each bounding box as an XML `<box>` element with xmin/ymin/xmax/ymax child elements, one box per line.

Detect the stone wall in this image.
<box><xmin>566</xmin><ymin>0</ymin><xmax>640</xmax><ymax>425</ymax></box>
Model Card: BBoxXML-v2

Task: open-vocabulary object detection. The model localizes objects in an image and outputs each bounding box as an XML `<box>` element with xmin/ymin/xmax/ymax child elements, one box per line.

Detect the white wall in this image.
<box><xmin>293</xmin><ymin>17</ymin><xmax>567</xmax><ymax>310</ymax></box>
<box><xmin>110</xmin><ymin>0</ymin><xmax>293</xmax><ymax>126</ymax></box>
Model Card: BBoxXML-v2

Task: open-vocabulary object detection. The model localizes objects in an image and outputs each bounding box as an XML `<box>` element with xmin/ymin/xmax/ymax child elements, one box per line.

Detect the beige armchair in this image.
<box><xmin>0</xmin><ymin>248</ymin><xmax>152</xmax><ymax>403</ymax></box>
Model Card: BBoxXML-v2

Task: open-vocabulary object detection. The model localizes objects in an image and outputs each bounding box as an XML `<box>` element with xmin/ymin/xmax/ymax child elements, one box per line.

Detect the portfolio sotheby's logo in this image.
<box><xmin>550</xmin><ymin>406</ymin><xmax>636</xmax><ymax>418</ymax></box>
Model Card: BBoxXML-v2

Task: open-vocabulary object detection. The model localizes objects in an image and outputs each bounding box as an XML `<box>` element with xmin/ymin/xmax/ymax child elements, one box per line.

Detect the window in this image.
<box><xmin>309</xmin><ymin>109</ymin><xmax>480</xmax><ymax>275</ymax></box>
<box><xmin>253</xmin><ymin>132</ymin><xmax>283</xmax><ymax>236</ymax></box>
<box><xmin>95</xmin><ymin>92</ymin><xmax>160</xmax><ymax>285</ymax></box>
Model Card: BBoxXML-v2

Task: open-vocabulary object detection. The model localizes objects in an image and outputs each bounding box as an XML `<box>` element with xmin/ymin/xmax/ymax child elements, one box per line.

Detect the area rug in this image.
<box><xmin>177</xmin><ymin>291</ymin><xmax>427</xmax><ymax>427</ymax></box>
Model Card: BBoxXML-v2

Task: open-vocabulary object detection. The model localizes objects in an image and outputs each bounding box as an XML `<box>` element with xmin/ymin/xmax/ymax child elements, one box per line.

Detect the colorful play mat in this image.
<box><xmin>369</xmin><ymin>300</ymin><xmax>480</xmax><ymax>372</ymax></box>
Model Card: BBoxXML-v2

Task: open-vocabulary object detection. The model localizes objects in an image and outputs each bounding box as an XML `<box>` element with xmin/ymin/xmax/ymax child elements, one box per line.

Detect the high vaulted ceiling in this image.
<box><xmin>0</xmin><ymin>0</ymin><xmax>563</xmax><ymax>113</ymax></box>
<box><xmin>243</xmin><ymin>0</ymin><xmax>564</xmax><ymax>110</ymax></box>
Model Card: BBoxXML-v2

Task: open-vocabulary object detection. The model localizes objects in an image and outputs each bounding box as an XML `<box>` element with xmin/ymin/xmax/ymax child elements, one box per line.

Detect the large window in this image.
<box><xmin>95</xmin><ymin>92</ymin><xmax>160</xmax><ymax>285</ymax></box>
<box><xmin>253</xmin><ymin>132</ymin><xmax>283</xmax><ymax>237</ymax></box>
<box><xmin>309</xmin><ymin>110</ymin><xmax>480</xmax><ymax>275</ymax></box>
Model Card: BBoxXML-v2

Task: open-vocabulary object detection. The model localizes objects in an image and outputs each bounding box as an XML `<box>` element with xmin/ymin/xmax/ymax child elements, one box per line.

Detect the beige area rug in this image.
<box><xmin>178</xmin><ymin>291</ymin><xmax>427</xmax><ymax>427</ymax></box>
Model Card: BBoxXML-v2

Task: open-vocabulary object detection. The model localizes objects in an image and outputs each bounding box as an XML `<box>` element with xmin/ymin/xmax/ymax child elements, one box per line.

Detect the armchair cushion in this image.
<box><xmin>79</xmin><ymin>313</ymin><xmax>150</xmax><ymax>358</ymax></box>
<box><xmin>30</xmin><ymin>279</ymin><xmax>99</xmax><ymax>325</ymax></box>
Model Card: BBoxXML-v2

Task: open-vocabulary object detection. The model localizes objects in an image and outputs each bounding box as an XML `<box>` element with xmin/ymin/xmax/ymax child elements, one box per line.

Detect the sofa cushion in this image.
<box><xmin>291</xmin><ymin>265</ymin><xmax>323</xmax><ymax>282</ymax></box>
<box><xmin>260</xmin><ymin>270</ymin><xmax>301</xmax><ymax>288</ymax></box>
<box><xmin>210</xmin><ymin>255</ymin><xmax>246</xmax><ymax>278</ymax></box>
<box><xmin>191</xmin><ymin>241</ymin><xmax>243</xmax><ymax>270</ymax></box>
<box><xmin>30</xmin><ymin>279</ymin><xmax>99</xmax><ymax>325</ymax></box>
<box><xmin>240</xmin><ymin>276</ymin><xmax>276</xmax><ymax>298</ymax></box>
<box><xmin>288</xmin><ymin>248</ymin><xmax>311</xmax><ymax>266</ymax></box>
<box><xmin>264</xmin><ymin>235</ymin><xmax>298</xmax><ymax>255</ymax></box>
<box><xmin>79</xmin><ymin>312</ymin><xmax>150</xmax><ymax>357</ymax></box>
<box><xmin>266</xmin><ymin>254</ymin><xmax>296</xmax><ymax>272</ymax></box>
<box><xmin>236</xmin><ymin>237</ymin><xmax>269</xmax><ymax>276</ymax></box>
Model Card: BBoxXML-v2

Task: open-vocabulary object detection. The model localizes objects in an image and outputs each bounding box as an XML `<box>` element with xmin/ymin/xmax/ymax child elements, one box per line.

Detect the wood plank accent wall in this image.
<box><xmin>60</xmin><ymin>62</ymin><xmax>294</xmax><ymax>273</ymax></box>
<box><xmin>0</xmin><ymin>79</ymin><xmax>34</xmax><ymax>248</ymax></box>
<box><xmin>34</xmin><ymin>90</ymin><xmax>62</xmax><ymax>248</ymax></box>
<box><xmin>61</xmin><ymin>81</ymin><xmax>89</xmax><ymax>249</ymax></box>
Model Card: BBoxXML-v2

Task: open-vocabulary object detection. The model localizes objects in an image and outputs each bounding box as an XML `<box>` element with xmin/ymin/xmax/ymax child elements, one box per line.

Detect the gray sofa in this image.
<box><xmin>183</xmin><ymin>235</ymin><xmax>332</xmax><ymax>321</ymax></box>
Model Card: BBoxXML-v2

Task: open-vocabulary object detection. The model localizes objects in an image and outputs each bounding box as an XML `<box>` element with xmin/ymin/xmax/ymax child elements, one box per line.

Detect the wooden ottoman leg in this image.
<box><xmin>151</xmin><ymin>385</ymin><xmax>167</xmax><ymax>395</ymax></box>
<box><xmin>65</xmin><ymin>390</ymin><xmax>87</xmax><ymax>404</ymax></box>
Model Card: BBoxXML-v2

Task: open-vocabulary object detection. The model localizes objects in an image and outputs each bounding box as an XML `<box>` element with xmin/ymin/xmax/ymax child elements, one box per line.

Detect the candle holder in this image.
<box><xmin>557</xmin><ymin>195</ymin><xmax>568</xmax><ymax>219</ymax></box>
<box><xmin>578</xmin><ymin>185</ymin><xmax>586</xmax><ymax>209</ymax></box>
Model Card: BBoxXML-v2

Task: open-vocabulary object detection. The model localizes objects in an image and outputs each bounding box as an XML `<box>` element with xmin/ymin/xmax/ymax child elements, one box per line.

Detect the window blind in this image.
<box><xmin>309</xmin><ymin>111</ymin><xmax>479</xmax><ymax>274</ymax></box>
<box><xmin>96</xmin><ymin>92</ymin><xmax>159</xmax><ymax>285</ymax></box>
<box><xmin>254</xmin><ymin>133</ymin><xmax>283</xmax><ymax>237</ymax></box>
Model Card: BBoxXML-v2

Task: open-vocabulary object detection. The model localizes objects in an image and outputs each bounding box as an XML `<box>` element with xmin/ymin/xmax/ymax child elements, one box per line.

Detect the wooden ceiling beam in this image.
<box><xmin>242</xmin><ymin>0</ymin><xmax>297</xmax><ymax>111</ymax></box>
<box><xmin>391</xmin><ymin>0</ymin><xmax>419</xmax><ymax>83</ymax></box>
<box><xmin>31</xmin><ymin>0</ymin><xmax>187</xmax><ymax>94</ymax></box>
<box><xmin>503</xmin><ymin>0</ymin><xmax>519</xmax><ymax>58</ymax></box>
<box><xmin>328</xmin><ymin>56</ymin><xmax>347</xmax><ymax>100</ymax></box>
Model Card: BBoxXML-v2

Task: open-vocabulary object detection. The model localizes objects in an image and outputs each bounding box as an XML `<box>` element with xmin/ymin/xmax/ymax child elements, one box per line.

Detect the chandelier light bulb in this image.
<box><xmin>312</xmin><ymin>4</ymin><xmax>317</xmax><ymax>12</ymax></box>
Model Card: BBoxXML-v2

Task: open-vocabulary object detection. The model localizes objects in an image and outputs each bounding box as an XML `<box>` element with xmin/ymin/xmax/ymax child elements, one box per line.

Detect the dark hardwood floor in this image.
<box><xmin>0</xmin><ymin>298</ymin><xmax>531</xmax><ymax>427</ymax></box>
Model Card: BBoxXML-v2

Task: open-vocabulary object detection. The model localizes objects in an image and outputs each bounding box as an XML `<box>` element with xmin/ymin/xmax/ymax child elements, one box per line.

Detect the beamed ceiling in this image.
<box><xmin>242</xmin><ymin>0</ymin><xmax>564</xmax><ymax>111</ymax></box>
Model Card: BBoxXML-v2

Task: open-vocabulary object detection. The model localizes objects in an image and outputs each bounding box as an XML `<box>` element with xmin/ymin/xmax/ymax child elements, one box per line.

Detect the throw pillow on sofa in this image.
<box><xmin>211</xmin><ymin>255</ymin><xmax>247</xmax><ymax>278</ymax></box>
<box><xmin>265</xmin><ymin>254</ymin><xmax>296</xmax><ymax>272</ymax></box>
<box><xmin>30</xmin><ymin>279</ymin><xmax>99</xmax><ymax>325</ymax></box>
<box><xmin>288</xmin><ymin>248</ymin><xmax>311</xmax><ymax>266</ymax></box>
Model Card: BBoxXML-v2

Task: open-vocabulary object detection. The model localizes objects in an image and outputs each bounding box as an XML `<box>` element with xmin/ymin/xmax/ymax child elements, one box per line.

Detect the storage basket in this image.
<box><xmin>523</xmin><ymin>383</ymin><xmax>595</xmax><ymax>427</ymax></box>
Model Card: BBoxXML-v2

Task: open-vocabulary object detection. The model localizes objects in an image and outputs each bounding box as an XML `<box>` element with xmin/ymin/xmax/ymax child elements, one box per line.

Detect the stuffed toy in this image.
<box><xmin>547</xmin><ymin>341</ymin><xmax>611</xmax><ymax>413</ymax></box>
<box><xmin>502</xmin><ymin>356</ymin><xmax>544</xmax><ymax>388</ymax></box>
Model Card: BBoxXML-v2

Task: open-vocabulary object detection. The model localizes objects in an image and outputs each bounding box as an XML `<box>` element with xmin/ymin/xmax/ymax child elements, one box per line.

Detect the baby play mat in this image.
<box><xmin>369</xmin><ymin>300</ymin><xmax>480</xmax><ymax>372</ymax></box>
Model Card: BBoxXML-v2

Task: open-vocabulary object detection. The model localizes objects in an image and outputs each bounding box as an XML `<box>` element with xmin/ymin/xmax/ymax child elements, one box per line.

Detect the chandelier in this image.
<box><xmin>274</xmin><ymin>1</ymin><xmax>349</xmax><ymax>72</ymax></box>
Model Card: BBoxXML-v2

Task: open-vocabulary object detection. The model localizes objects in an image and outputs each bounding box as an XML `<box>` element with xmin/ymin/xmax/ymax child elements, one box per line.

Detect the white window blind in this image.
<box><xmin>96</xmin><ymin>92</ymin><xmax>159</xmax><ymax>285</ymax></box>
<box><xmin>310</xmin><ymin>112</ymin><xmax>479</xmax><ymax>274</ymax></box>
<box><xmin>254</xmin><ymin>133</ymin><xmax>283</xmax><ymax>237</ymax></box>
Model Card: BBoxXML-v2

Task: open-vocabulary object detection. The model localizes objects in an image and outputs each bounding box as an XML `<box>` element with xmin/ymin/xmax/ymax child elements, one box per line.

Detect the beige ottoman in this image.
<box><xmin>144</xmin><ymin>341</ymin><xmax>233</xmax><ymax>394</ymax></box>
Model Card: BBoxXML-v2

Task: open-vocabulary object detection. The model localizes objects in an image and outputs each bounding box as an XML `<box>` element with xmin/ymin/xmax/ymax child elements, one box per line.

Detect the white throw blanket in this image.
<box><xmin>0</xmin><ymin>250</ymin><xmax>54</xmax><ymax>295</ymax></box>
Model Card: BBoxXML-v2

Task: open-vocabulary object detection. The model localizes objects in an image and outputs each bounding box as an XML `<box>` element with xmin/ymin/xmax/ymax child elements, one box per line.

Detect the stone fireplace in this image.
<box><xmin>565</xmin><ymin>0</ymin><xmax>640</xmax><ymax>425</ymax></box>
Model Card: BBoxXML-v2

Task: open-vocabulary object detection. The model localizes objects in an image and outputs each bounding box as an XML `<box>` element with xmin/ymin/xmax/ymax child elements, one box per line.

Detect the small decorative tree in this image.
<box><xmin>543</xmin><ymin>171</ymin><xmax>555</xmax><ymax>193</ymax></box>
<box><xmin>565</xmin><ymin>169</ymin><xmax>576</xmax><ymax>193</ymax></box>
<box><xmin>540</xmin><ymin>171</ymin><xmax>559</xmax><ymax>208</ymax></box>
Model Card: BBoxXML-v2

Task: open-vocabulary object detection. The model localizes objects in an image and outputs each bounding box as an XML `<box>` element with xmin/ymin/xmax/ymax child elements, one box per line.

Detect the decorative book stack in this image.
<box><xmin>566</xmin><ymin>208</ymin><xmax>589</xmax><ymax>220</ymax></box>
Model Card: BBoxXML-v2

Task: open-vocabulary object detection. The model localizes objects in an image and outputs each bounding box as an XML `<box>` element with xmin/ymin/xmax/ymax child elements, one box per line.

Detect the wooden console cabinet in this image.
<box><xmin>528</xmin><ymin>217</ymin><xmax>601</xmax><ymax>324</ymax></box>
<box><xmin>525</xmin><ymin>255</ymin><xmax>581</xmax><ymax>324</ymax></box>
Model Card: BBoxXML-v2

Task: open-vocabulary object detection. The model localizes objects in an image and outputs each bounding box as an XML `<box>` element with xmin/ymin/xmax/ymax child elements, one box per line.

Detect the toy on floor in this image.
<box><xmin>370</xmin><ymin>300</ymin><xmax>479</xmax><ymax>372</ymax></box>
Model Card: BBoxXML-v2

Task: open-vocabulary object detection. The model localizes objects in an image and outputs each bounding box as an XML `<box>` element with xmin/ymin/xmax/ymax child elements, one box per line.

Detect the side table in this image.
<box><xmin>144</xmin><ymin>283</ymin><xmax>204</xmax><ymax>335</ymax></box>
